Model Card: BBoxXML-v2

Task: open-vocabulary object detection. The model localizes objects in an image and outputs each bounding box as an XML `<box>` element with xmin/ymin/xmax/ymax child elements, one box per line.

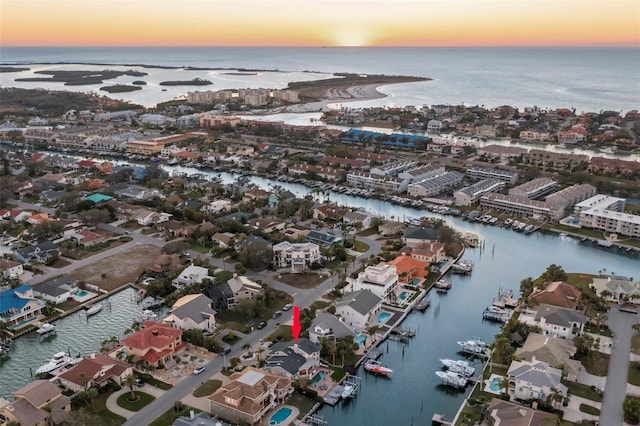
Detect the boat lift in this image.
<box><xmin>306</xmin><ymin>414</ymin><xmax>328</xmax><ymax>426</ymax></box>
<box><xmin>342</xmin><ymin>374</ymin><xmax>361</xmax><ymax>399</ymax></box>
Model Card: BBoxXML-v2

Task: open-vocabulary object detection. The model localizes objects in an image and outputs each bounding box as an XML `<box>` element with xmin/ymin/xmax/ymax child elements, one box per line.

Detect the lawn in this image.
<box><xmin>92</xmin><ymin>391</ymin><xmax>127</xmax><ymax>426</ymax></box>
<box><xmin>193</xmin><ymin>379</ymin><xmax>222</xmax><ymax>397</ymax></box>
<box><xmin>310</xmin><ymin>300</ymin><xmax>330</xmax><ymax>310</ymax></box>
<box><xmin>628</xmin><ymin>362</ymin><xmax>640</xmax><ymax>386</ymax></box>
<box><xmin>352</xmin><ymin>240</ymin><xmax>369</xmax><ymax>252</ymax></box>
<box><xmin>137</xmin><ymin>373</ymin><xmax>172</xmax><ymax>390</ymax></box>
<box><xmin>579</xmin><ymin>404</ymin><xmax>601</xmax><ymax>416</ymax></box>
<box><xmin>565</xmin><ymin>273</ymin><xmax>598</xmax><ymax>292</ymax></box>
<box><xmin>268</xmin><ymin>326</ymin><xmax>293</xmax><ymax>343</ymax></box>
<box><xmin>149</xmin><ymin>406</ymin><xmax>201</xmax><ymax>426</ymax></box>
<box><xmin>287</xmin><ymin>393</ymin><xmax>319</xmax><ymax>419</ymax></box>
<box><xmin>563</xmin><ymin>380</ymin><xmax>603</xmax><ymax>402</ymax></box>
<box><xmin>329</xmin><ymin>366</ymin><xmax>347</xmax><ymax>382</ymax></box>
<box><xmin>357</xmin><ymin>227</ymin><xmax>378</xmax><ymax>237</ymax></box>
<box><xmin>584</xmin><ymin>324</ymin><xmax>613</xmax><ymax>338</ymax></box>
<box><xmin>576</xmin><ymin>352</ymin><xmax>610</xmax><ymax>376</ymax></box>
<box><xmin>276</xmin><ymin>272</ymin><xmax>329</xmax><ymax>289</ymax></box>
<box><xmin>632</xmin><ymin>334</ymin><xmax>640</xmax><ymax>355</ymax></box>
<box><xmin>116</xmin><ymin>391</ymin><xmax>155</xmax><ymax>412</ymax></box>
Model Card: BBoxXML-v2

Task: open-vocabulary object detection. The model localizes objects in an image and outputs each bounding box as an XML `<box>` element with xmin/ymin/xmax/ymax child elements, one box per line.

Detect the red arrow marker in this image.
<box><xmin>291</xmin><ymin>306</ymin><xmax>301</xmax><ymax>341</ymax></box>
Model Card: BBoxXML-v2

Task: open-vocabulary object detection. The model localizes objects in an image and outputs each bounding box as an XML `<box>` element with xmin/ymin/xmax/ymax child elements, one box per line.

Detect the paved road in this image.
<box><xmin>599</xmin><ymin>305</ymin><xmax>639</xmax><ymax>425</ymax></box>
<box><xmin>123</xmin><ymin>235</ymin><xmax>381</xmax><ymax>425</ymax></box>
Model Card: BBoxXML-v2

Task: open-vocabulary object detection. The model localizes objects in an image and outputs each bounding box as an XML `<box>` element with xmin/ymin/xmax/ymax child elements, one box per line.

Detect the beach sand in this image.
<box><xmin>278</xmin><ymin>83</ymin><xmax>387</xmax><ymax>113</ymax></box>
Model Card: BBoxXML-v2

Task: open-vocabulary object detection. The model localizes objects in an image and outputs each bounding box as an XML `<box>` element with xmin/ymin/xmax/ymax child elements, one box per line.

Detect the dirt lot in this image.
<box><xmin>276</xmin><ymin>272</ymin><xmax>329</xmax><ymax>289</ymax></box>
<box><xmin>68</xmin><ymin>244</ymin><xmax>161</xmax><ymax>291</ymax></box>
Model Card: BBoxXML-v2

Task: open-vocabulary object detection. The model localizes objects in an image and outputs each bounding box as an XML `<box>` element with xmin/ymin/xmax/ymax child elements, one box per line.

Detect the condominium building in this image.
<box><xmin>407</xmin><ymin>172</ymin><xmax>464</xmax><ymax>197</ymax></box>
<box><xmin>525</xmin><ymin>149</ymin><xmax>589</xmax><ymax>170</ymax></box>
<box><xmin>545</xmin><ymin>184</ymin><xmax>597</xmax><ymax>213</ymax></box>
<box><xmin>466</xmin><ymin>166</ymin><xmax>519</xmax><ymax>185</ymax></box>
<box><xmin>578</xmin><ymin>209</ymin><xmax>640</xmax><ymax>238</ymax></box>
<box><xmin>125</xmin><ymin>140</ymin><xmax>164</xmax><ymax>155</ymax></box>
<box><xmin>346</xmin><ymin>172</ymin><xmax>407</xmax><ymax>193</ymax></box>
<box><xmin>370</xmin><ymin>160</ymin><xmax>416</xmax><ymax>177</ymax></box>
<box><xmin>574</xmin><ymin>194</ymin><xmax>626</xmax><ymax>215</ymax></box>
<box><xmin>454</xmin><ymin>179</ymin><xmax>505</xmax><ymax>206</ymax></box>
<box><xmin>398</xmin><ymin>164</ymin><xmax>445</xmax><ymax>182</ymax></box>
<box><xmin>480</xmin><ymin>193</ymin><xmax>565</xmax><ymax>222</ymax></box>
<box><xmin>519</xmin><ymin>129</ymin><xmax>551</xmax><ymax>142</ymax></box>
<box><xmin>273</xmin><ymin>242</ymin><xmax>321</xmax><ymax>272</ymax></box>
<box><xmin>508</xmin><ymin>177</ymin><xmax>557</xmax><ymax>200</ymax></box>
<box><xmin>198</xmin><ymin>113</ymin><xmax>242</xmax><ymax>129</ymax></box>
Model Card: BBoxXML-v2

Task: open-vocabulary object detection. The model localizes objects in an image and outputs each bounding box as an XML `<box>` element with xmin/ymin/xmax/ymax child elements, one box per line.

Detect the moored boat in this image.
<box><xmin>341</xmin><ymin>384</ymin><xmax>355</xmax><ymax>398</ymax></box>
<box><xmin>457</xmin><ymin>337</ymin><xmax>490</xmax><ymax>357</ymax></box>
<box><xmin>86</xmin><ymin>303</ymin><xmax>103</xmax><ymax>316</ymax></box>
<box><xmin>440</xmin><ymin>358</ymin><xmax>476</xmax><ymax>377</ymax></box>
<box><xmin>35</xmin><ymin>352</ymin><xmax>81</xmax><ymax>375</ymax></box>
<box><xmin>363</xmin><ymin>359</ymin><xmax>393</xmax><ymax>375</ymax></box>
<box><xmin>434</xmin><ymin>280</ymin><xmax>452</xmax><ymax>289</ymax></box>
<box><xmin>435</xmin><ymin>370</ymin><xmax>468</xmax><ymax>388</ymax></box>
<box><xmin>36</xmin><ymin>322</ymin><xmax>56</xmax><ymax>337</ymax></box>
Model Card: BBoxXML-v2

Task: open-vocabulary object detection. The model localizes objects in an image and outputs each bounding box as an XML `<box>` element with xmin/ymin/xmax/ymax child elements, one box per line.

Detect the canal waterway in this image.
<box><xmin>170</xmin><ymin>167</ymin><xmax>638</xmax><ymax>423</ymax></box>
<box><xmin>0</xmin><ymin>287</ymin><xmax>167</xmax><ymax>397</ymax></box>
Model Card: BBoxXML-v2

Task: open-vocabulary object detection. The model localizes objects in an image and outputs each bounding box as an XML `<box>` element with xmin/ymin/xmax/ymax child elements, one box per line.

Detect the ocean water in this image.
<box><xmin>1</xmin><ymin>46</ymin><xmax>638</xmax><ymax>112</ymax></box>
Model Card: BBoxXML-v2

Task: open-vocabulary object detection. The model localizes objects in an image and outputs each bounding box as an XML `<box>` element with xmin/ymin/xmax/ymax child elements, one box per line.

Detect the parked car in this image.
<box><xmin>283</xmin><ymin>303</ymin><xmax>293</xmax><ymax>311</ymax></box>
<box><xmin>272</xmin><ymin>310</ymin><xmax>282</xmax><ymax>319</ymax></box>
<box><xmin>193</xmin><ymin>366</ymin><xmax>205</xmax><ymax>375</ymax></box>
<box><xmin>135</xmin><ymin>378</ymin><xmax>145</xmax><ymax>387</ymax></box>
<box><xmin>256</xmin><ymin>321</ymin><xmax>267</xmax><ymax>330</ymax></box>
<box><xmin>219</xmin><ymin>347</ymin><xmax>231</xmax><ymax>356</ymax></box>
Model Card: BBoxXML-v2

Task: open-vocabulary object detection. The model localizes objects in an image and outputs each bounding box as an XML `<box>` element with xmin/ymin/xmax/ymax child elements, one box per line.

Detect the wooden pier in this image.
<box><xmin>482</xmin><ymin>309</ymin><xmax>509</xmax><ymax>323</ymax></box>
<box><xmin>413</xmin><ymin>298</ymin><xmax>431</xmax><ymax>311</ymax></box>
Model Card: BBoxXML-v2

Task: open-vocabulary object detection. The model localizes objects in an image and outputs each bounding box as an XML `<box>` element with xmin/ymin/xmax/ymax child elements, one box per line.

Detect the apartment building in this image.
<box><xmin>398</xmin><ymin>164</ymin><xmax>445</xmax><ymax>182</ymax></box>
<box><xmin>525</xmin><ymin>149</ymin><xmax>589</xmax><ymax>169</ymax></box>
<box><xmin>370</xmin><ymin>160</ymin><xmax>416</xmax><ymax>177</ymax></box>
<box><xmin>480</xmin><ymin>193</ymin><xmax>565</xmax><ymax>222</ymax></box>
<box><xmin>407</xmin><ymin>172</ymin><xmax>464</xmax><ymax>197</ymax></box>
<box><xmin>508</xmin><ymin>177</ymin><xmax>558</xmax><ymax>200</ymax></box>
<box><xmin>346</xmin><ymin>172</ymin><xmax>406</xmax><ymax>193</ymax></box>
<box><xmin>454</xmin><ymin>179</ymin><xmax>505</xmax><ymax>206</ymax></box>
<box><xmin>465</xmin><ymin>166</ymin><xmax>519</xmax><ymax>184</ymax></box>
<box><xmin>545</xmin><ymin>184</ymin><xmax>597</xmax><ymax>213</ymax></box>
<box><xmin>519</xmin><ymin>129</ymin><xmax>551</xmax><ymax>142</ymax></box>
<box><xmin>579</xmin><ymin>209</ymin><xmax>640</xmax><ymax>238</ymax></box>
<box><xmin>574</xmin><ymin>194</ymin><xmax>626</xmax><ymax>215</ymax></box>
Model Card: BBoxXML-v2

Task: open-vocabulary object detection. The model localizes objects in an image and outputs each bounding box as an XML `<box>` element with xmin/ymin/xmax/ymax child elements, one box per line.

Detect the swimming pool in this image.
<box><xmin>269</xmin><ymin>407</ymin><xmax>292</xmax><ymax>425</ymax></box>
<box><xmin>489</xmin><ymin>377</ymin><xmax>502</xmax><ymax>393</ymax></box>
<box><xmin>399</xmin><ymin>291</ymin><xmax>409</xmax><ymax>301</ymax></box>
<box><xmin>354</xmin><ymin>333</ymin><xmax>368</xmax><ymax>348</ymax></box>
<box><xmin>377</xmin><ymin>311</ymin><xmax>392</xmax><ymax>323</ymax></box>
<box><xmin>411</xmin><ymin>278</ymin><xmax>421</xmax><ymax>286</ymax></box>
<box><xmin>74</xmin><ymin>290</ymin><xmax>88</xmax><ymax>297</ymax></box>
<box><xmin>310</xmin><ymin>371</ymin><xmax>326</xmax><ymax>385</ymax></box>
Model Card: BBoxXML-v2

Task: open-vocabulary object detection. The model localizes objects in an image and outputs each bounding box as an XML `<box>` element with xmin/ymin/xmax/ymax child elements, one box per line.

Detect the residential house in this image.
<box><xmin>14</xmin><ymin>241</ymin><xmax>59</xmax><ymax>264</ymax></box>
<box><xmin>0</xmin><ymin>285</ymin><xmax>45</xmax><ymax>325</ymax></box>
<box><xmin>342</xmin><ymin>210</ymin><xmax>377</xmax><ymax>229</ymax></box>
<box><xmin>0</xmin><ymin>258</ymin><xmax>24</xmax><ymax>279</ymax></box>
<box><xmin>242</xmin><ymin>189</ymin><xmax>270</xmax><ymax>203</ymax></box>
<box><xmin>402</xmin><ymin>227</ymin><xmax>439</xmax><ymax>247</ymax></box>
<box><xmin>305</xmin><ymin>230</ymin><xmax>343</xmax><ymax>246</ymax></box>
<box><xmin>173</xmin><ymin>412</ymin><xmax>232</xmax><ymax>426</ymax></box>
<box><xmin>532</xmin><ymin>304</ymin><xmax>586</xmax><ymax>339</ymax></box>
<box><xmin>486</xmin><ymin>398</ymin><xmax>559</xmax><ymax>426</ymax></box>
<box><xmin>515</xmin><ymin>333</ymin><xmax>581</xmax><ymax>382</ymax></box>
<box><xmin>57</xmin><ymin>353</ymin><xmax>133</xmax><ymax>392</ymax></box>
<box><xmin>172</xmin><ymin>264</ymin><xmax>213</xmax><ymax>290</ymax></box>
<box><xmin>378</xmin><ymin>221</ymin><xmax>405</xmax><ymax>236</ymax></box>
<box><xmin>0</xmin><ymin>380</ymin><xmax>71</xmax><ymax>426</ymax></box>
<box><xmin>225</xmin><ymin>275</ymin><xmax>264</xmax><ymax>309</ymax></box>
<box><xmin>590</xmin><ymin>276</ymin><xmax>640</xmax><ymax>303</ymax></box>
<box><xmin>335</xmin><ymin>289</ymin><xmax>383</xmax><ymax>330</ymax></box>
<box><xmin>249</xmin><ymin>218</ymin><xmax>286</xmax><ymax>234</ymax></box>
<box><xmin>272</xmin><ymin>242</ymin><xmax>321</xmax><ymax>272</ymax></box>
<box><xmin>264</xmin><ymin>339</ymin><xmax>321</xmax><ymax>380</ymax></box>
<box><xmin>281</xmin><ymin>227</ymin><xmax>308</xmax><ymax>240</ymax></box>
<box><xmin>163</xmin><ymin>294</ymin><xmax>217</xmax><ymax>331</ymax></box>
<box><xmin>528</xmin><ymin>281</ymin><xmax>581</xmax><ymax>309</ymax></box>
<box><xmin>208</xmin><ymin>367</ymin><xmax>293</xmax><ymax>425</ymax></box>
<box><xmin>202</xmin><ymin>199</ymin><xmax>232</xmax><ymax>214</ymax></box>
<box><xmin>70</xmin><ymin>229</ymin><xmax>109</xmax><ymax>247</ymax></box>
<box><xmin>145</xmin><ymin>254</ymin><xmax>183</xmax><ymax>276</ymax></box>
<box><xmin>134</xmin><ymin>209</ymin><xmax>171</xmax><ymax>226</ymax></box>
<box><xmin>32</xmin><ymin>277</ymin><xmax>77</xmax><ymax>304</ymax></box>
<box><xmin>212</xmin><ymin>232</ymin><xmax>235</xmax><ymax>249</ymax></box>
<box><xmin>157</xmin><ymin>220</ymin><xmax>193</xmax><ymax>238</ymax></box>
<box><xmin>507</xmin><ymin>358</ymin><xmax>568</xmax><ymax>402</ymax></box>
<box><xmin>385</xmin><ymin>253</ymin><xmax>429</xmax><ymax>284</ymax></box>
<box><xmin>309</xmin><ymin>312</ymin><xmax>356</xmax><ymax>344</ymax></box>
<box><xmin>268</xmin><ymin>191</ymin><xmax>297</xmax><ymax>209</ymax></box>
<box><xmin>119</xmin><ymin>320</ymin><xmax>185</xmax><ymax>368</ymax></box>
<box><xmin>407</xmin><ymin>241</ymin><xmax>447</xmax><ymax>264</ymax></box>
<box><xmin>313</xmin><ymin>204</ymin><xmax>348</xmax><ymax>221</ymax></box>
<box><xmin>347</xmin><ymin>264</ymin><xmax>398</xmax><ymax>302</ymax></box>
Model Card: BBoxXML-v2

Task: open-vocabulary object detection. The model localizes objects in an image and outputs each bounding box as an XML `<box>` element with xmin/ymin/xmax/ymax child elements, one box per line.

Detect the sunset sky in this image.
<box><xmin>1</xmin><ymin>0</ymin><xmax>639</xmax><ymax>47</ymax></box>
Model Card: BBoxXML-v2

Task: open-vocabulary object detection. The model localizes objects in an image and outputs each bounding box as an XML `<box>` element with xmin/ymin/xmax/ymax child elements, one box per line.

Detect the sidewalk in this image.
<box><xmin>577</xmin><ymin>369</ymin><xmax>606</xmax><ymax>389</ymax></box>
<box><xmin>105</xmin><ymin>385</ymin><xmax>167</xmax><ymax>419</ymax></box>
<box><xmin>563</xmin><ymin>395</ymin><xmax>601</xmax><ymax>423</ymax></box>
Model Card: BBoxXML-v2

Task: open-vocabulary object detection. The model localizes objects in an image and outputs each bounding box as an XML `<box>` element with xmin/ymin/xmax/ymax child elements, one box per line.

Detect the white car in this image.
<box><xmin>193</xmin><ymin>366</ymin><xmax>205</xmax><ymax>375</ymax></box>
<box><xmin>283</xmin><ymin>303</ymin><xmax>293</xmax><ymax>311</ymax></box>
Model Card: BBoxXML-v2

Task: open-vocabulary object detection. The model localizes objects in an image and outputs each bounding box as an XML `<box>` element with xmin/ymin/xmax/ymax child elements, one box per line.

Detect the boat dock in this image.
<box><xmin>323</xmin><ymin>384</ymin><xmax>344</xmax><ymax>406</ymax></box>
<box><xmin>365</xmin><ymin>347</ymin><xmax>383</xmax><ymax>360</ymax></box>
<box><xmin>431</xmin><ymin>414</ymin><xmax>453</xmax><ymax>425</ymax></box>
<box><xmin>413</xmin><ymin>297</ymin><xmax>431</xmax><ymax>311</ymax></box>
<box><xmin>482</xmin><ymin>308</ymin><xmax>509</xmax><ymax>323</ymax></box>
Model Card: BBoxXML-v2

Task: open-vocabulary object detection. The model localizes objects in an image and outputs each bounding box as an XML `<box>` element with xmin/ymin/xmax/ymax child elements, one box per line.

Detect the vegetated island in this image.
<box><xmin>14</xmin><ymin>70</ymin><xmax>148</xmax><ymax>86</ymax></box>
<box><xmin>287</xmin><ymin>73</ymin><xmax>430</xmax><ymax>102</ymax></box>
<box><xmin>100</xmin><ymin>84</ymin><xmax>143</xmax><ymax>93</ymax></box>
<box><xmin>222</xmin><ymin>72</ymin><xmax>259</xmax><ymax>76</ymax></box>
<box><xmin>132</xmin><ymin>80</ymin><xmax>147</xmax><ymax>85</ymax></box>
<box><xmin>0</xmin><ymin>67</ymin><xmax>30</xmax><ymax>73</ymax></box>
<box><xmin>159</xmin><ymin>78</ymin><xmax>213</xmax><ymax>86</ymax></box>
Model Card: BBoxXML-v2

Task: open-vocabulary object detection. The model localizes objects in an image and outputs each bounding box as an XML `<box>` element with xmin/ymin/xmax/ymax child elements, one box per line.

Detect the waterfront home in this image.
<box><xmin>404</xmin><ymin>241</ymin><xmax>447</xmax><ymax>264</ymax></box>
<box><xmin>528</xmin><ymin>304</ymin><xmax>586</xmax><ymax>339</ymax></box>
<box><xmin>335</xmin><ymin>289</ymin><xmax>383</xmax><ymax>330</ymax></box>
<box><xmin>0</xmin><ymin>258</ymin><xmax>24</xmax><ymax>279</ymax></box>
<box><xmin>32</xmin><ymin>277</ymin><xmax>77</xmax><ymax>304</ymax></box>
<box><xmin>486</xmin><ymin>398</ymin><xmax>559</xmax><ymax>425</ymax></box>
<box><xmin>528</xmin><ymin>281</ymin><xmax>581</xmax><ymax>310</ymax></box>
<box><xmin>57</xmin><ymin>353</ymin><xmax>133</xmax><ymax>392</ymax></box>
<box><xmin>163</xmin><ymin>294</ymin><xmax>217</xmax><ymax>331</ymax></box>
<box><xmin>313</xmin><ymin>204</ymin><xmax>348</xmax><ymax>221</ymax></box>
<box><xmin>264</xmin><ymin>339</ymin><xmax>321</xmax><ymax>380</ymax></box>
<box><xmin>0</xmin><ymin>380</ymin><xmax>71</xmax><ymax>426</ymax></box>
<box><xmin>172</xmin><ymin>264</ymin><xmax>213</xmax><ymax>290</ymax></box>
<box><xmin>384</xmin><ymin>253</ymin><xmax>428</xmax><ymax>284</ymax></box>
<box><xmin>145</xmin><ymin>253</ymin><xmax>183</xmax><ymax>277</ymax></box>
<box><xmin>208</xmin><ymin>367</ymin><xmax>293</xmax><ymax>425</ymax></box>
<box><xmin>507</xmin><ymin>358</ymin><xmax>568</xmax><ymax>402</ymax></box>
<box><xmin>0</xmin><ymin>285</ymin><xmax>45</xmax><ymax>326</ymax></box>
<box><xmin>378</xmin><ymin>220</ymin><xmax>405</xmax><ymax>236</ymax></box>
<box><xmin>590</xmin><ymin>276</ymin><xmax>640</xmax><ymax>303</ymax></box>
<box><xmin>343</xmin><ymin>210</ymin><xmax>378</xmax><ymax>229</ymax></box>
<box><xmin>14</xmin><ymin>241</ymin><xmax>59</xmax><ymax>264</ymax></box>
<box><xmin>347</xmin><ymin>264</ymin><xmax>398</xmax><ymax>302</ymax></box>
<box><xmin>309</xmin><ymin>312</ymin><xmax>356</xmax><ymax>344</ymax></box>
<box><xmin>515</xmin><ymin>333</ymin><xmax>581</xmax><ymax>382</ymax></box>
<box><xmin>402</xmin><ymin>226</ymin><xmax>439</xmax><ymax>247</ymax></box>
<box><xmin>119</xmin><ymin>320</ymin><xmax>185</xmax><ymax>368</ymax></box>
<box><xmin>272</xmin><ymin>242</ymin><xmax>321</xmax><ymax>272</ymax></box>
<box><xmin>173</xmin><ymin>412</ymin><xmax>232</xmax><ymax>426</ymax></box>
<box><xmin>242</xmin><ymin>188</ymin><xmax>270</xmax><ymax>203</ymax></box>
<box><xmin>268</xmin><ymin>190</ymin><xmax>297</xmax><ymax>209</ymax></box>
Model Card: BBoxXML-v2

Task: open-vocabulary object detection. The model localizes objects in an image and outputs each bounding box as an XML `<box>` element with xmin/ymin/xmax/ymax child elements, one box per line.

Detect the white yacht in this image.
<box><xmin>36</xmin><ymin>352</ymin><xmax>81</xmax><ymax>375</ymax></box>
<box><xmin>36</xmin><ymin>322</ymin><xmax>56</xmax><ymax>337</ymax></box>
<box><xmin>341</xmin><ymin>384</ymin><xmax>355</xmax><ymax>398</ymax></box>
<box><xmin>435</xmin><ymin>370</ymin><xmax>468</xmax><ymax>388</ymax></box>
<box><xmin>440</xmin><ymin>359</ymin><xmax>476</xmax><ymax>377</ymax></box>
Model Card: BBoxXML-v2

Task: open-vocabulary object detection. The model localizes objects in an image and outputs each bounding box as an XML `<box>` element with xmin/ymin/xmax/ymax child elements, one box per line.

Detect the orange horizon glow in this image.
<box><xmin>1</xmin><ymin>0</ymin><xmax>639</xmax><ymax>48</ymax></box>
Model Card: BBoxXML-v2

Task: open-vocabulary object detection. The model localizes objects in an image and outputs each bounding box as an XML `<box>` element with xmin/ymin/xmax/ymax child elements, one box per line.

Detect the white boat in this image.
<box><xmin>86</xmin><ymin>303</ymin><xmax>103</xmax><ymax>316</ymax></box>
<box><xmin>363</xmin><ymin>360</ymin><xmax>393</xmax><ymax>375</ymax></box>
<box><xmin>36</xmin><ymin>322</ymin><xmax>56</xmax><ymax>336</ymax></box>
<box><xmin>139</xmin><ymin>309</ymin><xmax>156</xmax><ymax>320</ymax></box>
<box><xmin>440</xmin><ymin>359</ymin><xmax>475</xmax><ymax>377</ymax></box>
<box><xmin>451</xmin><ymin>260</ymin><xmax>473</xmax><ymax>274</ymax></box>
<box><xmin>434</xmin><ymin>280</ymin><xmax>452</xmax><ymax>289</ymax></box>
<box><xmin>435</xmin><ymin>370</ymin><xmax>468</xmax><ymax>388</ymax></box>
<box><xmin>341</xmin><ymin>384</ymin><xmax>355</xmax><ymax>398</ymax></box>
<box><xmin>597</xmin><ymin>240</ymin><xmax>613</xmax><ymax>248</ymax></box>
<box><xmin>598</xmin><ymin>147</ymin><xmax>616</xmax><ymax>154</ymax></box>
<box><xmin>36</xmin><ymin>352</ymin><xmax>81</xmax><ymax>375</ymax></box>
<box><xmin>457</xmin><ymin>338</ymin><xmax>489</xmax><ymax>357</ymax></box>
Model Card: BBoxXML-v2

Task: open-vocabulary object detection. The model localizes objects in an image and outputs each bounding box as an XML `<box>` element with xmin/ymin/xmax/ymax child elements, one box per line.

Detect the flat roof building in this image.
<box><xmin>480</xmin><ymin>192</ymin><xmax>565</xmax><ymax>222</ymax></box>
<box><xmin>509</xmin><ymin>177</ymin><xmax>558</xmax><ymax>200</ymax></box>
<box><xmin>407</xmin><ymin>171</ymin><xmax>464</xmax><ymax>198</ymax></box>
<box><xmin>466</xmin><ymin>166</ymin><xmax>519</xmax><ymax>185</ymax></box>
<box><xmin>454</xmin><ymin>179</ymin><xmax>505</xmax><ymax>206</ymax></box>
<box><xmin>579</xmin><ymin>209</ymin><xmax>640</xmax><ymax>238</ymax></box>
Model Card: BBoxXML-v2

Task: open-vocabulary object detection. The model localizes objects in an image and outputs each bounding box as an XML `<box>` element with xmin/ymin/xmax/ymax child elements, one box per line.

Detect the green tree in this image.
<box><xmin>124</xmin><ymin>374</ymin><xmax>136</xmax><ymax>401</ymax></box>
<box><xmin>624</xmin><ymin>395</ymin><xmax>640</xmax><ymax>424</ymax></box>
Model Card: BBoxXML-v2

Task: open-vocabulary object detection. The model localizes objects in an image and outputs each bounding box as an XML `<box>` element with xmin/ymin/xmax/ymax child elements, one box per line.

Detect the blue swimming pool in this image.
<box><xmin>399</xmin><ymin>291</ymin><xmax>409</xmax><ymax>301</ymax></box>
<box><xmin>377</xmin><ymin>311</ymin><xmax>391</xmax><ymax>323</ymax></box>
<box><xmin>74</xmin><ymin>290</ymin><xmax>88</xmax><ymax>297</ymax></box>
<box><xmin>310</xmin><ymin>371</ymin><xmax>326</xmax><ymax>385</ymax></box>
<box><xmin>355</xmin><ymin>333</ymin><xmax>368</xmax><ymax>348</ymax></box>
<box><xmin>269</xmin><ymin>407</ymin><xmax>292</xmax><ymax>425</ymax></box>
<box><xmin>411</xmin><ymin>278</ymin><xmax>421</xmax><ymax>286</ymax></box>
<box><xmin>489</xmin><ymin>377</ymin><xmax>502</xmax><ymax>393</ymax></box>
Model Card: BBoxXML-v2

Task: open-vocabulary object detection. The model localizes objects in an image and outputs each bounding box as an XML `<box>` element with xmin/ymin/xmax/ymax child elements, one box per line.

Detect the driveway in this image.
<box><xmin>599</xmin><ymin>305</ymin><xmax>639</xmax><ymax>425</ymax></box>
<box><xmin>105</xmin><ymin>384</ymin><xmax>167</xmax><ymax>419</ymax></box>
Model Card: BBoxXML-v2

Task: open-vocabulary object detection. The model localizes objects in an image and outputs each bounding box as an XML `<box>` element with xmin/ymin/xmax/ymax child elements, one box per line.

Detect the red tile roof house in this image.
<box><xmin>119</xmin><ymin>320</ymin><xmax>185</xmax><ymax>368</ymax></box>
<box><xmin>58</xmin><ymin>353</ymin><xmax>133</xmax><ymax>393</ymax></box>
<box><xmin>528</xmin><ymin>281</ymin><xmax>581</xmax><ymax>309</ymax></box>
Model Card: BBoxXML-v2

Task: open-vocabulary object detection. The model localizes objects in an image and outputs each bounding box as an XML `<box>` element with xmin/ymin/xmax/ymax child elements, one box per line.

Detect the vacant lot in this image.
<box><xmin>276</xmin><ymin>272</ymin><xmax>328</xmax><ymax>289</ymax></box>
<box><xmin>68</xmin><ymin>244</ymin><xmax>161</xmax><ymax>291</ymax></box>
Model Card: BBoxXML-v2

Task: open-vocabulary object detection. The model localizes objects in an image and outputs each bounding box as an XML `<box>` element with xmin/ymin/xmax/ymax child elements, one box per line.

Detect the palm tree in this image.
<box><xmin>78</xmin><ymin>372</ymin><xmax>88</xmax><ymax>391</ymax></box>
<box><xmin>124</xmin><ymin>374</ymin><xmax>136</xmax><ymax>402</ymax></box>
<box><xmin>86</xmin><ymin>387</ymin><xmax>98</xmax><ymax>411</ymax></box>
